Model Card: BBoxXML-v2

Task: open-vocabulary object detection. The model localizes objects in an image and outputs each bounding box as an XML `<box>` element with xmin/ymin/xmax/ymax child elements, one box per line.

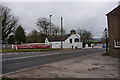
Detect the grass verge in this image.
<box><xmin>1</xmin><ymin>48</ymin><xmax>60</xmax><ymax>53</ymax></box>
<box><xmin>1</xmin><ymin>77</ymin><xmax>17</xmax><ymax>80</ymax></box>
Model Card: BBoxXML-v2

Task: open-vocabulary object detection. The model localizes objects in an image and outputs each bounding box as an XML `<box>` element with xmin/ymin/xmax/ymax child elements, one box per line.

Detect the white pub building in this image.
<box><xmin>45</xmin><ymin>30</ymin><xmax>82</xmax><ymax>49</ymax></box>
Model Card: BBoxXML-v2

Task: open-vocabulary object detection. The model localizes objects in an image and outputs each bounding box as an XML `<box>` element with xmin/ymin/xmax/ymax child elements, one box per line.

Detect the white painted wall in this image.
<box><xmin>51</xmin><ymin>42</ymin><xmax>82</xmax><ymax>49</ymax></box>
<box><xmin>45</xmin><ymin>38</ymin><xmax>49</xmax><ymax>44</ymax></box>
<box><xmin>84</xmin><ymin>43</ymin><xmax>103</xmax><ymax>48</ymax></box>
<box><xmin>51</xmin><ymin>41</ymin><xmax>61</xmax><ymax>48</ymax></box>
<box><xmin>93</xmin><ymin>44</ymin><xmax>103</xmax><ymax>48</ymax></box>
<box><xmin>84</xmin><ymin>44</ymin><xmax>94</xmax><ymax>48</ymax></box>
<box><xmin>45</xmin><ymin>34</ymin><xmax>82</xmax><ymax>49</ymax></box>
<box><xmin>64</xmin><ymin>34</ymin><xmax>82</xmax><ymax>49</ymax></box>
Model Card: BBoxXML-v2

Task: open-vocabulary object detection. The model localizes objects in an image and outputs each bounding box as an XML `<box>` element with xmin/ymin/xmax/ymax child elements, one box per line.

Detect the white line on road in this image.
<box><xmin>1</xmin><ymin>53</ymin><xmax>61</xmax><ymax>61</ymax></box>
<box><xmin>1</xmin><ymin>52</ymin><xmax>39</xmax><ymax>55</ymax></box>
<box><xmin>1</xmin><ymin>49</ymin><xmax>103</xmax><ymax>61</ymax></box>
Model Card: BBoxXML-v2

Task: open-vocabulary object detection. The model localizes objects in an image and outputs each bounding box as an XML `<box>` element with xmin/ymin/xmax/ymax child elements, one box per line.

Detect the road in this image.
<box><xmin>2</xmin><ymin>48</ymin><xmax>105</xmax><ymax>74</ymax></box>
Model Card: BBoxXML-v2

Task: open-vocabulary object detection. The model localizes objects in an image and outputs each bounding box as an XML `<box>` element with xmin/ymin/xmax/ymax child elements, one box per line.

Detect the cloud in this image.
<box><xmin>1</xmin><ymin>0</ymin><xmax>120</xmax><ymax>2</ymax></box>
<box><xmin>2</xmin><ymin>2</ymin><xmax>118</xmax><ymax>37</ymax></box>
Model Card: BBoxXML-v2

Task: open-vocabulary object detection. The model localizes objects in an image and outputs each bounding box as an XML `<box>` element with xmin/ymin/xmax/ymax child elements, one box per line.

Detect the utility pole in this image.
<box><xmin>0</xmin><ymin>16</ymin><xmax>2</xmax><ymax>41</ymax></box>
<box><xmin>61</xmin><ymin>17</ymin><xmax>63</xmax><ymax>49</ymax></box>
<box><xmin>104</xmin><ymin>28</ymin><xmax>108</xmax><ymax>53</ymax></box>
<box><xmin>49</xmin><ymin>15</ymin><xmax>52</xmax><ymax>35</ymax></box>
<box><xmin>49</xmin><ymin>15</ymin><xmax>52</xmax><ymax>49</ymax></box>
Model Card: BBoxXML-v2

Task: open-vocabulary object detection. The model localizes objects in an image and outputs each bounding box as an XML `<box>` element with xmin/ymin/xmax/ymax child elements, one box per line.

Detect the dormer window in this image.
<box><xmin>74</xmin><ymin>38</ymin><xmax>79</xmax><ymax>42</ymax></box>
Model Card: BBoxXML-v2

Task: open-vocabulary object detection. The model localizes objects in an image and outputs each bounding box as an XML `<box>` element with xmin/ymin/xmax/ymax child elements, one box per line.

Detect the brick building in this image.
<box><xmin>0</xmin><ymin>16</ymin><xmax>2</xmax><ymax>41</ymax></box>
<box><xmin>106</xmin><ymin>5</ymin><xmax>120</xmax><ymax>55</ymax></box>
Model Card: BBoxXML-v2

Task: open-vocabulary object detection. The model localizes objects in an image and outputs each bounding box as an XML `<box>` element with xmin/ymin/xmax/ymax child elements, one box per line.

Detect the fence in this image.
<box><xmin>1</xmin><ymin>43</ymin><xmax>51</xmax><ymax>49</ymax></box>
<box><xmin>2</xmin><ymin>44</ymin><xmax>13</xmax><ymax>49</ymax></box>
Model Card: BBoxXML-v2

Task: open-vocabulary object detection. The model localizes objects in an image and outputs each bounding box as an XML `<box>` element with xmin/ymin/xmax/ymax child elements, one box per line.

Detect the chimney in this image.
<box><xmin>70</xmin><ymin>30</ymin><xmax>76</xmax><ymax>34</ymax></box>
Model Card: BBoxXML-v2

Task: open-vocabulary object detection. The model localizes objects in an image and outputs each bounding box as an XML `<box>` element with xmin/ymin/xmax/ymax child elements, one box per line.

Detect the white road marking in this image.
<box><xmin>1</xmin><ymin>53</ymin><xmax>61</xmax><ymax>61</ymax></box>
<box><xmin>1</xmin><ymin>49</ymin><xmax>103</xmax><ymax>61</ymax></box>
<box><xmin>2</xmin><ymin>52</ymin><xmax>35</xmax><ymax>55</ymax></box>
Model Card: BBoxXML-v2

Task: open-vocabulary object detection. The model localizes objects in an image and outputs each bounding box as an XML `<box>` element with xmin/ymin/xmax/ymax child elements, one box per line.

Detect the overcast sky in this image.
<box><xmin>1</xmin><ymin>0</ymin><xmax>119</xmax><ymax>38</ymax></box>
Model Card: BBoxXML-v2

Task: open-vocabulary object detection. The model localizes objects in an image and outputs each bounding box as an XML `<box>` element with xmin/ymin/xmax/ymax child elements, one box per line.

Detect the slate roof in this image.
<box><xmin>47</xmin><ymin>34</ymin><xmax>71</xmax><ymax>42</ymax></box>
<box><xmin>106</xmin><ymin>5</ymin><xmax>120</xmax><ymax>15</ymax></box>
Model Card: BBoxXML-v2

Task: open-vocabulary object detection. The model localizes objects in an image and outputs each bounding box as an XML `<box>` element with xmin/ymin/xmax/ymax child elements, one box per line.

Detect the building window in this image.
<box><xmin>70</xmin><ymin>39</ymin><xmax>72</xmax><ymax>43</ymax></box>
<box><xmin>88</xmin><ymin>43</ymin><xmax>91</xmax><ymax>47</ymax></box>
<box><xmin>74</xmin><ymin>38</ymin><xmax>79</xmax><ymax>42</ymax></box>
<box><xmin>114</xmin><ymin>40</ymin><xmax>120</xmax><ymax>48</ymax></box>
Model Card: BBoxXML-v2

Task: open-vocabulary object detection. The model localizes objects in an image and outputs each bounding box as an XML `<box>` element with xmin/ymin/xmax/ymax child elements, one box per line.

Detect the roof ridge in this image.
<box><xmin>47</xmin><ymin>34</ymin><xmax>71</xmax><ymax>42</ymax></box>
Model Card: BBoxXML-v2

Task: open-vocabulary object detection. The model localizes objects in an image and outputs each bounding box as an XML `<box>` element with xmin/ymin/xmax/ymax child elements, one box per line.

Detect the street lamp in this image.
<box><xmin>49</xmin><ymin>15</ymin><xmax>52</xmax><ymax>49</ymax></box>
<box><xmin>49</xmin><ymin>15</ymin><xmax>52</xmax><ymax>35</ymax></box>
<box><xmin>61</xmin><ymin>17</ymin><xmax>63</xmax><ymax>49</ymax></box>
<box><xmin>104</xmin><ymin>28</ymin><xmax>108</xmax><ymax>53</ymax></box>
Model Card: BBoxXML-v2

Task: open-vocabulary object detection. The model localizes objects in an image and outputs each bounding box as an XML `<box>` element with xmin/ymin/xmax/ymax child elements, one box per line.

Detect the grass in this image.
<box><xmin>1</xmin><ymin>48</ymin><xmax>60</xmax><ymax>53</ymax></box>
<box><xmin>1</xmin><ymin>77</ymin><xmax>17</xmax><ymax>80</ymax></box>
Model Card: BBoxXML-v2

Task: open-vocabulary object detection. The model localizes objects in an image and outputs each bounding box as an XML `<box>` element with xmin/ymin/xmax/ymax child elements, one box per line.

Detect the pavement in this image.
<box><xmin>3</xmin><ymin>51</ymin><xmax>118</xmax><ymax>78</ymax></box>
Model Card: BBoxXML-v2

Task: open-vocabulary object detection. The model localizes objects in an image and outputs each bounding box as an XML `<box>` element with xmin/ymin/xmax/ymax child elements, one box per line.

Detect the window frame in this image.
<box><xmin>70</xmin><ymin>39</ymin><xmax>72</xmax><ymax>44</ymax></box>
<box><xmin>114</xmin><ymin>40</ymin><xmax>120</xmax><ymax>48</ymax></box>
<box><xmin>74</xmin><ymin>38</ymin><xmax>79</xmax><ymax>42</ymax></box>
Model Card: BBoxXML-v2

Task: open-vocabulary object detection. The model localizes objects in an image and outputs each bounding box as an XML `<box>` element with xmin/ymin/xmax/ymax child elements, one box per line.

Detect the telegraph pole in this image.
<box><xmin>0</xmin><ymin>16</ymin><xmax>2</xmax><ymax>41</ymax></box>
<box><xmin>61</xmin><ymin>17</ymin><xmax>63</xmax><ymax>49</ymax></box>
<box><xmin>49</xmin><ymin>15</ymin><xmax>52</xmax><ymax>49</ymax></box>
<box><xmin>104</xmin><ymin>28</ymin><xmax>108</xmax><ymax>53</ymax></box>
<box><xmin>49</xmin><ymin>15</ymin><xmax>52</xmax><ymax>35</ymax></box>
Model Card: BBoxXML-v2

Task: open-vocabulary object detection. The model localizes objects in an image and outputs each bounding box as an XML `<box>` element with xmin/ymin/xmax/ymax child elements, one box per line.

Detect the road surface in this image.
<box><xmin>2</xmin><ymin>48</ymin><xmax>105</xmax><ymax>74</ymax></box>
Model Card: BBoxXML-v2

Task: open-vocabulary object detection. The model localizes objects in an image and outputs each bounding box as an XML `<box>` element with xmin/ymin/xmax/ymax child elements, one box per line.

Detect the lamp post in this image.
<box><xmin>61</xmin><ymin>17</ymin><xmax>63</xmax><ymax>49</ymax></box>
<box><xmin>49</xmin><ymin>15</ymin><xmax>52</xmax><ymax>49</ymax></box>
<box><xmin>49</xmin><ymin>15</ymin><xmax>52</xmax><ymax>35</ymax></box>
<box><xmin>104</xmin><ymin>28</ymin><xmax>108</xmax><ymax>53</ymax></box>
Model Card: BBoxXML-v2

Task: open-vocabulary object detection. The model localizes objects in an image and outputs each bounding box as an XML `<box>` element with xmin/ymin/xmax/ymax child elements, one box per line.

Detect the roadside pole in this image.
<box><xmin>49</xmin><ymin>15</ymin><xmax>52</xmax><ymax>49</ymax></box>
<box><xmin>104</xmin><ymin>28</ymin><xmax>108</xmax><ymax>53</ymax></box>
<box><xmin>61</xmin><ymin>17</ymin><xmax>63</xmax><ymax>49</ymax></box>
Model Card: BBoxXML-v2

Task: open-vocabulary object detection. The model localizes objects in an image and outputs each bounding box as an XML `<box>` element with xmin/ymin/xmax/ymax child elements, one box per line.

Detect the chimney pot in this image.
<box><xmin>70</xmin><ymin>30</ymin><xmax>76</xmax><ymax>34</ymax></box>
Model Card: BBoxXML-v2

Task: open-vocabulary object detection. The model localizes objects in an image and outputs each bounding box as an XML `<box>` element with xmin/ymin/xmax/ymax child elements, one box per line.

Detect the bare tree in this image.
<box><xmin>61</xmin><ymin>28</ymin><xmax>66</xmax><ymax>35</ymax></box>
<box><xmin>0</xmin><ymin>5</ymin><xmax>18</xmax><ymax>43</ymax></box>
<box><xmin>100</xmin><ymin>30</ymin><xmax>107</xmax><ymax>42</ymax></box>
<box><xmin>77</xmin><ymin>29</ymin><xmax>93</xmax><ymax>42</ymax></box>
<box><xmin>36</xmin><ymin>17</ymin><xmax>66</xmax><ymax>36</ymax></box>
<box><xmin>36</xmin><ymin>18</ymin><xmax>50</xmax><ymax>36</ymax></box>
<box><xmin>26</xmin><ymin>30</ymin><xmax>40</xmax><ymax>43</ymax></box>
<box><xmin>51</xmin><ymin>26</ymin><xmax>60</xmax><ymax>35</ymax></box>
<box><xmin>51</xmin><ymin>26</ymin><xmax>66</xmax><ymax>35</ymax></box>
<box><xmin>26</xmin><ymin>29</ymin><xmax>46</xmax><ymax>43</ymax></box>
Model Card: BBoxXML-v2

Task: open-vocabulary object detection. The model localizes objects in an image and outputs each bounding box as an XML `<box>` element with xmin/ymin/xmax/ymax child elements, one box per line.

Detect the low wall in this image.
<box><xmin>51</xmin><ymin>42</ymin><xmax>82</xmax><ymax>49</ymax></box>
